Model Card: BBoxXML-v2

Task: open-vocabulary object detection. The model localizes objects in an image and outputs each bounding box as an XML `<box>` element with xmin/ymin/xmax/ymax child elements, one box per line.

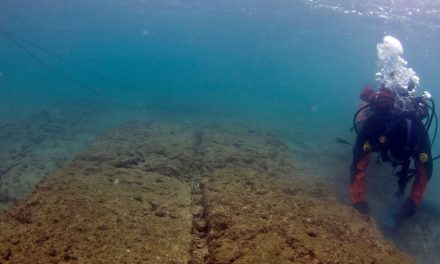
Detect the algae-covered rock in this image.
<box><xmin>0</xmin><ymin>122</ymin><xmax>413</xmax><ymax>263</ymax></box>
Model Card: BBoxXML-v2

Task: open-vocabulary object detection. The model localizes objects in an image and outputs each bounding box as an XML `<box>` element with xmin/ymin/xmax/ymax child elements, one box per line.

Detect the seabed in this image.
<box><xmin>0</xmin><ymin>121</ymin><xmax>412</xmax><ymax>263</ymax></box>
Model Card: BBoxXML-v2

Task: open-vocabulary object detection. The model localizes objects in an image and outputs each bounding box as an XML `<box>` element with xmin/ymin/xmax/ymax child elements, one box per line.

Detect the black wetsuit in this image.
<box><xmin>350</xmin><ymin>88</ymin><xmax>433</xmax><ymax>223</ymax></box>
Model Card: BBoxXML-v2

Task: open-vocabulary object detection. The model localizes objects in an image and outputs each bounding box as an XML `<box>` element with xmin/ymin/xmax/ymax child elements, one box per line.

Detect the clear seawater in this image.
<box><xmin>1</xmin><ymin>0</ymin><xmax>440</xmax><ymax>262</ymax></box>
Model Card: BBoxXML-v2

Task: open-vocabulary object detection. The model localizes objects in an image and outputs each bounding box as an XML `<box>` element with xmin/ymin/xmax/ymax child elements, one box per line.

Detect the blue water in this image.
<box><xmin>1</xmin><ymin>0</ymin><xmax>440</xmax><ymax>262</ymax></box>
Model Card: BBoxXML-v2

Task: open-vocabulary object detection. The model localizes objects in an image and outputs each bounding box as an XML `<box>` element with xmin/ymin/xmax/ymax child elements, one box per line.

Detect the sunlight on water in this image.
<box><xmin>305</xmin><ymin>0</ymin><xmax>440</xmax><ymax>28</ymax></box>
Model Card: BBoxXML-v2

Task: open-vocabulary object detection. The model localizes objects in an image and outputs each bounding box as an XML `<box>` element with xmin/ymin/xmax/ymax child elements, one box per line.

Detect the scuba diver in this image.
<box><xmin>349</xmin><ymin>35</ymin><xmax>438</xmax><ymax>230</ymax></box>
<box><xmin>350</xmin><ymin>79</ymin><xmax>436</xmax><ymax>230</ymax></box>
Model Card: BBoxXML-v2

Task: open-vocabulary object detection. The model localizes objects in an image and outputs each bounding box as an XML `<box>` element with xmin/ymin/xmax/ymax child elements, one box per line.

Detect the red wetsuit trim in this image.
<box><xmin>350</xmin><ymin>154</ymin><xmax>370</xmax><ymax>204</ymax></box>
<box><xmin>410</xmin><ymin>162</ymin><xmax>429</xmax><ymax>206</ymax></box>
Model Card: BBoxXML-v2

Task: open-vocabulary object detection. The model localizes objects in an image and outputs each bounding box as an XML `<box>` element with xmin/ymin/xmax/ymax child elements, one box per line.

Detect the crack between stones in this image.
<box><xmin>188</xmin><ymin>128</ymin><xmax>209</xmax><ymax>264</ymax></box>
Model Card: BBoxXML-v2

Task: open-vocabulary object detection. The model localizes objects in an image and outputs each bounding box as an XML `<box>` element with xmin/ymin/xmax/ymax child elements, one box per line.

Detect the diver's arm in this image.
<box><xmin>410</xmin><ymin>133</ymin><xmax>433</xmax><ymax>206</ymax></box>
<box><xmin>350</xmin><ymin>154</ymin><xmax>370</xmax><ymax>214</ymax></box>
<box><xmin>349</xmin><ymin>125</ymin><xmax>372</xmax><ymax>214</ymax></box>
<box><xmin>409</xmin><ymin>161</ymin><xmax>430</xmax><ymax>206</ymax></box>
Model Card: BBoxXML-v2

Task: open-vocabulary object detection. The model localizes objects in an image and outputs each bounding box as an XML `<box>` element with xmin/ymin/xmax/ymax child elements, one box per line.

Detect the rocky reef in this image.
<box><xmin>0</xmin><ymin>122</ymin><xmax>412</xmax><ymax>263</ymax></box>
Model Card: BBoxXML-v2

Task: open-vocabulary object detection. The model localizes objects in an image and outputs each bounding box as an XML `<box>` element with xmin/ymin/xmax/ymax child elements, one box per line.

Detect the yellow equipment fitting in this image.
<box><xmin>419</xmin><ymin>153</ymin><xmax>429</xmax><ymax>163</ymax></box>
<box><xmin>363</xmin><ymin>141</ymin><xmax>372</xmax><ymax>152</ymax></box>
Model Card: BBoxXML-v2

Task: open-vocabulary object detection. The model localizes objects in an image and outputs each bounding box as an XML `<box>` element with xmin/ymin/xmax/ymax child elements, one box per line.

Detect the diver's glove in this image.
<box><xmin>353</xmin><ymin>201</ymin><xmax>369</xmax><ymax>215</ymax></box>
<box><xmin>382</xmin><ymin>198</ymin><xmax>417</xmax><ymax>231</ymax></box>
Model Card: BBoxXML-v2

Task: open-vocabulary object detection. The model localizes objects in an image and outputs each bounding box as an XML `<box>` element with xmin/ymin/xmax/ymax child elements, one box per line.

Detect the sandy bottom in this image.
<box><xmin>0</xmin><ymin>121</ymin><xmax>412</xmax><ymax>263</ymax></box>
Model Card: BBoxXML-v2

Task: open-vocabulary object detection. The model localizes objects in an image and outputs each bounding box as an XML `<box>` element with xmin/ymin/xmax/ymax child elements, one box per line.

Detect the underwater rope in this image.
<box><xmin>0</xmin><ymin>25</ymin><xmax>116</xmax><ymax>94</ymax></box>
<box><xmin>2</xmin><ymin>30</ymin><xmax>138</xmax><ymax>38</ymax></box>
<box><xmin>12</xmin><ymin>34</ymin><xmax>133</xmax><ymax>90</ymax></box>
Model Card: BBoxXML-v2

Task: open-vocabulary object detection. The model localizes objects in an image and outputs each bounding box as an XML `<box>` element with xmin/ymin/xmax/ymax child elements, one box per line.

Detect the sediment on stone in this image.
<box><xmin>200</xmin><ymin>125</ymin><xmax>413</xmax><ymax>264</ymax></box>
<box><xmin>188</xmin><ymin>128</ymin><xmax>209</xmax><ymax>264</ymax></box>
<box><xmin>0</xmin><ymin>102</ymin><xmax>115</xmax><ymax>212</ymax></box>
<box><xmin>0</xmin><ymin>122</ymin><xmax>414</xmax><ymax>264</ymax></box>
<box><xmin>0</xmin><ymin>122</ymin><xmax>195</xmax><ymax>264</ymax></box>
